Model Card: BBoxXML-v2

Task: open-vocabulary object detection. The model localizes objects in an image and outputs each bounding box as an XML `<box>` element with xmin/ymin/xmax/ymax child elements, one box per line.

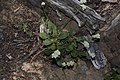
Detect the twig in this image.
<box><xmin>30</xmin><ymin>48</ymin><xmax>46</xmax><ymax>62</ymax></box>
<box><xmin>23</xmin><ymin>42</ymin><xmax>41</xmax><ymax>61</ymax></box>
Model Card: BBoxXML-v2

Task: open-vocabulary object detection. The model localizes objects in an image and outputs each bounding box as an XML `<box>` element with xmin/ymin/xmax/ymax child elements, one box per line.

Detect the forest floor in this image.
<box><xmin>0</xmin><ymin>0</ymin><xmax>120</xmax><ymax>80</ymax></box>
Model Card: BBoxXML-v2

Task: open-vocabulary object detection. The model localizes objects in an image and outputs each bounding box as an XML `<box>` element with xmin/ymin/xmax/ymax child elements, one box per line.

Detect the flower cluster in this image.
<box><xmin>51</xmin><ymin>50</ymin><xmax>61</xmax><ymax>58</ymax></box>
<box><xmin>61</xmin><ymin>61</ymin><xmax>75</xmax><ymax>67</ymax></box>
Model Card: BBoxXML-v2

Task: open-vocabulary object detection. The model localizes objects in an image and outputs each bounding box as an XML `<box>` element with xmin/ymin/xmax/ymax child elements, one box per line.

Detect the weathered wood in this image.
<box><xmin>27</xmin><ymin>0</ymin><xmax>105</xmax><ymax>30</ymax></box>
<box><xmin>102</xmin><ymin>0</ymin><xmax>118</xmax><ymax>3</ymax></box>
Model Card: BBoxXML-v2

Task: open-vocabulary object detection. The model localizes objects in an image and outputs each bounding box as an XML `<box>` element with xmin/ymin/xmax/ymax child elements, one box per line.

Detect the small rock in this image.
<box><xmin>81</xmin><ymin>64</ymin><xmax>88</xmax><ymax>72</ymax></box>
<box><xmin>6</xmin><ymin>53</ymin><xmax>13</xmax><ymax>60</ymax></box>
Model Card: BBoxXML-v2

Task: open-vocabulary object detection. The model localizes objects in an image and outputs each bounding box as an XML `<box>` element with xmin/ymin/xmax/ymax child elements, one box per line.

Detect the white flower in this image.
<box><xmin>67</xmin><ymin>62</ymin><xmax>71</xmax><ymax>66</ymax></box>
<box><xmin>80</xmin><ymin>4</ymin><xmax>87</xmax><ymax>10</ymax></box>
<box><xmin>80</xmin><ymin>0</ymin><xmax>87</xmax><ymax>4</ymax></box>
<box><xmin>40</xmin><ymin>23</ymin><xmax>45</xmax><ymax>33</ymax></box>
<box><xmin>69</xmin><ymin>61</ymin><xmax>75</xmax><ymax>66</ymax></box>
<box><xmin>62</xmin><ymin>62</ymin><xmax>66</xmax><ymax>67</ymax></box>
<box><xmin>39</xmin><ymin>18</ymin><xmax>47</xmax><ymax>33</ymax></box>
<box><xmin>39</xmin><ymin>23</ymin><xmax>50</xmax><ymax>34</ymax></box>
<box><xmin>51</xmin><ymin>50</ymin><xmax>61</xmax><ymax>58</ymax></box>
<box><xmin>81</xmin><ymin>41</ymin><xmax>90</xmax><ymax>48</ymax></box>
<box><xmin>41</xmin><ymin>2</ymin><xmax>45</xmax><ymax>6</ymax></box>
<box><xmin>92</xmin><ymin>33</ymin><xmax>100</xmax><ymax>39</ymax></box>
<box><xmin>67</xmin><ymin>61</ymin><xmax>75</xmax><ymax>66</ymax></box>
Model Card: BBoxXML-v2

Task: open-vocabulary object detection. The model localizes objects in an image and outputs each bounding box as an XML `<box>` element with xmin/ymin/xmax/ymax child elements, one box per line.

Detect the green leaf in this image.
<box><xmin>44</xmin><ymin>49</ymin><xmax>53</xmax><ymax>56</ymax></box>
<box><xmin>26</xmin><ymin>31</ymin><xmax>33</xmax><ymax>37</ymax></box>
<box><xmin>71</xmin><ymin>42</ymin><xmax>77</xmax><ymax>48</ymax></box>
<box><xmin>48</xmin><ymin>43</ymin><xmax>56</xmax><ymax>50</ymax></box>
<box><xmin>57</xmin><ymin>59</ymin><xmax>64</xmax><ymax>66</ymax></box>
<box><xmin>48</xmin><ymin>20</ymin><xmax>55</xmax><ymax>30</ymax></box>
<box><xmin>43</xmin><ymin>39</ymin><xmax>52</xmax><ymax>46</ymax></box>
<box><xmin>39</xmin><ymin>32</ymin><xmax>48</xmax><ymax>39</ymax></box>
<box><xmin>75</xmin><ymin>37</ymin><xmax>84</xmax><ymax>42</ymax></box>
<box><xmin>66</xmin><ymin>44</ymin><xmax>74</xmax><ymax>52</ymax></box>
<box><xmin>58</xmin><ymin>32</ymin><xmax>69</xmax><ymax>40</ymax></box>
<box><xmin>56</xmin><ymin>43</ymin><xmax>64</xmax><ymax>50</ymax></box>
<box><xmin>78</xmin><ymin>51</ymin><xmax>86</xmax><ymax>57</ymax></box>
<box><xmin>71</xmin><ymin>51</ymin><xmax>78</xmax><ymax>58</ymax></box>
<box><xmin>116</xmin><ymin>68</ymin><xmax>120</xmax><ymax>74</ymax></box>
<box><xmin>104</xmin><ymin>75</ymin><xmax>112</xmax><ymax>80</ymax></box>
<box><xmin>52</xmin><ymin>28</ymin><xmax>57</xmax><ymax>37</ymax></box>
<box><xmin>47</xmin><ymin>20</ymin><xmax>57</xmax><ymax>36</ymax></box>
<box><xmin>116</xmin><ymin>75</ymin><xmax>120</xmax><ymax>80</ymax></box>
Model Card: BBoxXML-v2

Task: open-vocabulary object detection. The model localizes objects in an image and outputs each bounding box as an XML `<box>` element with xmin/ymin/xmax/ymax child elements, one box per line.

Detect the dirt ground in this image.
<box><xmin>0</xmin><ymin>0</ymin><xmax>120</xmax><ymax>80</ymax></box>
<box><xmin>0</xmin><ymin>0</ymin><xmax>41</xmax><ymax>79</ymax></box>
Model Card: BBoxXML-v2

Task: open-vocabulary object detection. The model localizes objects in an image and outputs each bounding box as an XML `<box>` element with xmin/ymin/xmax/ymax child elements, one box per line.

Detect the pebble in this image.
<box><xmin>81</xmin><ymin>64</ymin><xmax>88</xmax><ymax>72</ymax></box>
